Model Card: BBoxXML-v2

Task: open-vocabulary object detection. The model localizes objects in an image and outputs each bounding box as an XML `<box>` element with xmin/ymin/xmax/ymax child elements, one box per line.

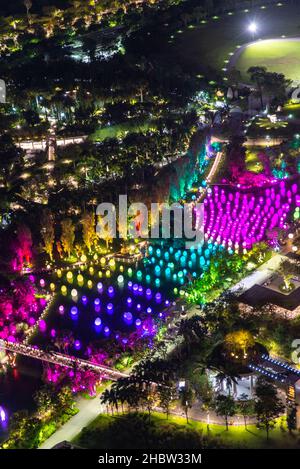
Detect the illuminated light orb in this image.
<box><xmin>0</xmin><ymin>407</ymin><xmax>7</xmax><ymax>423</ymax></box>
<box><xmin>89</xmin><ymin>267</ymin><xmax>94</xmax><ymax>275</ymax></box>
<box><xmin>155</xmin><ymin>293</ymin><xmax>162</xmax><ymax>303</ymax></box>
<box><xmin>137</xmin><ymin>270</ymin><xmax>142</xmax><ymax>279</ymax></box>
<box><xmin>57</xmin><ymin>269</ymin><xmax>62</xmax><ymax>278</ymax></box>
<box><xmin>119</xmin><ymin>265</ymin><xmax>124</xmax><ymax>272</ymax></box>
<box><xmin>123</xmin><ymin>312</ymin><xmax>133</xmax><ymax>323</ymax></box>
<box><xmin>135</xmin><ymin>319</ymin><xmax>142</xmax><ymax>327</ymax></box>
<box><xmin>61</xmin><ymin>285</ymin><xmax>67</xmax><ymax>294</ymax></box>
<box><xmin>50</xmin><ymin>283</ymin><xmax>56</xmax><ymax>291</ymax></box>
<box><xmin>94</xmin><ymin>317</ymin><xmax>102</xmax><ymax>327</ymax></box>
<box><xmin>71</xmin><ymin>288</ymin><xmax>78</xmax><ymax>297</ymax></box>
<box><xmin>81</xmin><ymin>254</ymin><xmax>87</xmax><ymax>263</ymax></box>
<box><xmin>50</xmin><ymin>328</ymin><xmax>56</xmax><ymax>338</ymax></box>
<box><xmin>94</xmin><ymin>298</ymin><xmax>101</xmax><ymax>306</ymax></box>
<box><xmin>147</xmin><ymin>307</ymin><xmax>152</xmax><ymax>314</ymax></box>
<box><xmin>39</xmin><ymin>319</ymin><xmax>47</xmax><ymax>332</ymax></box>
<box><xmin>108</xmin><ymin>258</ymin><xmax>116</xmax><ymax>269</ymax></box>
<box><xmin>127</xmin><ymin>297</ymin><xmax>133</xmax><ymax>307</ymax></box>
<box><xmin>82</xmin><ymin>295</ymin><xmax>88</xmax><ymax>304</ymax></box>
<box><xmin>97</xmin><ymin>282</ymin><xmax>103</xmax><ymax>291</ymax></box>
<box><xmin>104</xmin><ymin>326</ymin><xmax>110</xmax><ymax>336</ymax></box>
<box><xmin>98</xmin><ymin>271</ymin><xmax>103</xmax><ymax>278</ymax></box>
<box><xmin>133</xmin><ymin>283</ymin><xmax>139</xmax><ymax>293</ymax></box>
<box><xmin>74</xmin><ymin>340</ymin><xmax>81</xmax><ymax>350</ymax></box>
<box><xmin>117</xmin><ymin>275</ymin><xmax>124</xmax><ymax>283</ymax></box>
<box><xmin>59</xmin><ymin>305</ymin><xmax>65</xmax><ymax>314</ymax></box>
<box><xmin>93</xmin><ymin>253</ymin><xmax>98</xmax><ymax>261</ymax></box>
<box><xmin>128</xmin><ymin>281</ymin><xmax>133</xmax><ymax>289</ymax></box>
<box><xmin>87</xmin><ymin>280</ymin><xmax>93</xmax><ymax>289</ymax></box>
<box><xmin>107</xmin><ymin>303</ymin><xmax>114</xmax><ymax>314</ymax></box>
<box><xmin>155</xmin><ymin>279</ymin><xmax>160</xmax><ymax>287</ymax></box>
<box><xmin>127</xmin><ymin>268</ymin><xmax>133</xmax><ymax>277</ymax></box>
<box><xmin>136</xmin><ymin>303</ymin><xmax>141</xmax><ymax>311</ymax></box>
<box><xmin>105</xmin><ymin>270</ymin><xmax>111</xmax><ymax>278</ymax></box>
<box><xmin>165</xmin><ymin>300</ymin><xmax>170</xmax><ymax>306</ymax></box>
<box><xmin>77</xmin><ymin>274</ymin><xmax>84</xmax><ymax>284</ymax></box>
<box><xmin>66</xmin><ymin>271</ymin><xmax>73</xmax><ymax>281</ymax></box>
<box><xmin>146</xmin><ymin>288</ymin><xmax>152</xmax><ymax>296</ymax></box>
<box><xmin>108</xmin><ymin>286</ymin><xmax>114</xmax><ymax>296</ymax></box>
<box><xmin>138</xmin><ymin>286</ymin><xmax>143</xmax><ymax>294</ymax></box>
<box><xmin>71</xmin><ymin>306</ymin><xmax>78</xmax><ymax>316</ymax></box>
<box><xmin>40</xmin><ymin>279</ymin><xmax>46</xmax><ymax>288</ymax></box>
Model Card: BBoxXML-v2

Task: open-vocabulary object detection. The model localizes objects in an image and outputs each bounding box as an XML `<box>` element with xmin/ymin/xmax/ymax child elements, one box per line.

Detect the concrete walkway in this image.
<box><xmin>230</xmin><ymin>254</ymin><xmax>285</xmax><ymax>295</ymax></box>
<box><xmin>39</xmin><ymin>395</ymin><xmax>104</xmax><ymax>449</ymax></box>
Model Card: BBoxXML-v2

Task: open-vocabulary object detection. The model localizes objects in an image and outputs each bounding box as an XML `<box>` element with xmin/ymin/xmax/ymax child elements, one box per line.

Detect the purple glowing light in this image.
<box><xmin>94</xmin><ymin>317</ymin><xmax>102</xmax><ymax>327</ymax></box>
<box><xmin>126</xmin><ymin>297</ymin><xmax>133</xmax><ymax>307</ymax></box>
<box><xmin>123</xmin><ymin>312</ymin><xmax>133</xmax><ymax>323</ymax></box>
<box><xmin>82</xmin><ymin>296</ymin><xmax>88</xmax><ymax>304</ymax></box>
<box><xmin>94</xmin><ymin>298</ymin><xmax>101</xmax><ymax>306</ymax></box>
<box><xmin>107</xmin><ymin>303</ymin><xmax>114</xmax><ymax>314</ymax></box>
<box><xmin>146</xmin><ymin>307</ymin><xmax>152</xmax><ymax>314</ymax></box>
<box><xmin>71</xmin><ymin>306</ymin><xmax>78</xmax><ymax>316</ymax></box>
<box><xmin>0</xmin><ymin>407</ymin><xmax>7</xmax><ymax>423</ymax></box>
<box><xmin>59</xmin><ymin>305</ymin><xmax>65</xmax><ymax>314</ymax></box>
<box><xmin>155</xmin><ymin>293</ymin><xmax>162</xmax><ymax>303</ymax></box>
<box><xmin>135</xmin><ymin>319</ymin><xmax>142</xmax><ymax>327</ymax></box>
<box><xmin>74</xmin><ymin>340</ymin><xmax>81</xmax><ymax>350</ymax></box>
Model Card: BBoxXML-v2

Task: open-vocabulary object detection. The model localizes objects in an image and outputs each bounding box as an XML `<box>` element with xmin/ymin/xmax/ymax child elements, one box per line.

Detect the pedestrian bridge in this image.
<box><xmin>0</xmin><ymin>339</ymin><xmax>129</xmax><ymax>380</ymax></box>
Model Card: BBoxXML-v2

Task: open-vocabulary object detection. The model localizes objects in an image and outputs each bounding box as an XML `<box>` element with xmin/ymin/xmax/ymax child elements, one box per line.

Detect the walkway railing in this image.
<box><xmin>0</xmin><ymin>339</ymin><xmax>129</xmax><ymax>380</ymax></box>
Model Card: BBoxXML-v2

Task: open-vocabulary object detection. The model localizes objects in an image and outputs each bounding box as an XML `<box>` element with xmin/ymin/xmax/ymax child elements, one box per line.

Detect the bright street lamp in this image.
<box><xmin>248</xmin><ymin>22</ymin><xmax>257</xmax><ymax>33</ymax></box>
<box><xmin>248</xmin><ymin>22</ymin><xmax>258</xmax><ymax>39</ymax></box>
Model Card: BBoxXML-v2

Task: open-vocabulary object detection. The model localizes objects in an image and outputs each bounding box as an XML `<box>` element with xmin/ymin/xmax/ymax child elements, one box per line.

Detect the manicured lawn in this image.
<box><xmin>167</xmin><ymin>4</ymin><xmax>300</xmax><ymax>74</ymax></box>
<box><xmin>73</xmin><ymin>411</ymin><xmax>300</xmax><ymax>449</ymax></box>
<box><xmin>246</xmin><ymin>148</ymin><xmax>263</xmax><ymax>173</ymax></box>
<box><xmin>90</xmin><ymin>120</ymin><xmax>153</xmax><ymax>142</ymax></box>
<box><xmin>234</xmin><ymin>40</ymin><xmax>300</xmax><ymax>83</ymax></box>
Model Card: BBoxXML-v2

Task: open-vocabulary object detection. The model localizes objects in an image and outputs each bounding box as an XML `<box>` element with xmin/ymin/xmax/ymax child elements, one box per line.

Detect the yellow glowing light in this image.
<box><xmin>50</xmin><ymin>283</ymin><xmax>56</xmax><ymax>291</ymax></box>
<box><xmin>57</xmin><ymin>269</ymin><xmax>62</xmax><ymax>278</ymax></box>
<box><xmin>89</xmin><ymin>267</ymin><xmax>94</xmax><ymax>275</ymax></box>
<box><xmin>77</xmin><ymin>274</ymin><xmax>84</xmax><ymax>284</ymax></box>
<box><xmin>81</xmin><ymin>254</ymin><xmax>87</xmax><ymax>263</ymax></box>
<box><xmin>100</xmin><ymin>257</ymin><xmax>106</xmax><ymax>266</ymax></box>
<box><xmin>106</xmin><ymin>270</ymin><xmax>111</xmax><ymax>278</ymax></box>
<box><xmin>66</xmin><ymin>271</ymin><xmax>73</xmax><ymax>281</ymax></box>
<box><xmin>87</xmin><ymin>280</ymin><xmax>93</xmax><ymax>289</ymax></box>
<box><xmin>61</xmin><ymin>285</ymin><xmax>67</xmax><ymax>294</ymax></box>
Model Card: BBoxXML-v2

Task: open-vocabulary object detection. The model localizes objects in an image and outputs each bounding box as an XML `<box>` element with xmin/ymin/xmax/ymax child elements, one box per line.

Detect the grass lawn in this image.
<box><xmin>72</xmin><ymin>411</ymin><xmax>300</xmax><ymax>449</ymax></box>
<box><xmin>90</xmin><ymin>120</ymin><xmax>154</xmax><ymax>142</ymax></box>
<box><xmin>234</xmin><ymin>40</ymin><xmax>300</xmax><ymax>83</ymax></box>
<box><xmin>166</xmin><ymin>3</ymin><xmax>300</xmax><ymax>75</ymax></box>
<box><xmin>246</xmin><ymin>147</ymin><xmax>264</xmax><ymax>173</ymax></box>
